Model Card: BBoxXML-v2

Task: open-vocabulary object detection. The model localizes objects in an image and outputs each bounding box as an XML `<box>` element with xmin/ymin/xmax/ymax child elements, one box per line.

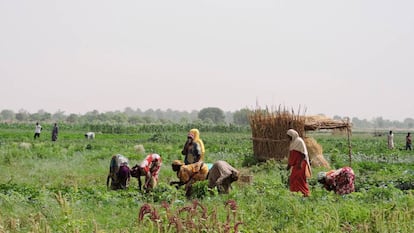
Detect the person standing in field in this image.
<box><xmin>34</xmin><ymin>122</ymin><xmax>42</xmax><ymax>139</ymax></box>
<box><xmin>406</xmin><ymin>132</ymin><xmax>412</xmax><ymax>150</ymax></box>
<box><xmin>181</xmin><ymin>128</ymin><xmax>205</xmax><ymax>164</ymax></box>
<box><xmin>387</xmin><ymin>130</ymin><xmax>394</xmax><ymax>149</ymax></box>
<box><xmin>286</xmin><ymin>129</ymin><xmax>312</xmax><ymax>197</ymax></box>
<box><xmin>51</xmin><ymin>123</ymin><xmax>59</xmax><ymax>141</ymax></box>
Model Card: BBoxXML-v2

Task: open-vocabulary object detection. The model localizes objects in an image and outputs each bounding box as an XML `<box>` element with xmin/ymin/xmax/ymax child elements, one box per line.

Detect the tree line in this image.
<box><xmin>1</xmin><ymin>108</ymin><xmax>413</xmax><ymax>130</ymax></box>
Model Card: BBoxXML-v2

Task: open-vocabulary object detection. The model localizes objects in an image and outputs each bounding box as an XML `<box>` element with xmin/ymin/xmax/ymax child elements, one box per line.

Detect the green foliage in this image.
<box><xmin>0</xmin><ymin>127</ymin><xmax>414</xmax><ymax>232</ymax></box>
<box><xmin>191</xmin><ymin>180</ymin><xmax>210</xmax><ymax>199</ymax></box>
<box><xmin>198</xmin><ymin>107</ymin><xmax>225</xmax><ymax>124</ymax></box>
<box><xmin>233</xmin><ymin>108</ymin><xmax>251</xmax><ymax>125</ymax></box>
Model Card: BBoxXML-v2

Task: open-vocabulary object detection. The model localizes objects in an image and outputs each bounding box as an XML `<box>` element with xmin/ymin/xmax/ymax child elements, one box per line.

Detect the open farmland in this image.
<box><xmin>0</xmin><ymin>124</ymin><xmax>413</xmax><ymax>232</ymax></box>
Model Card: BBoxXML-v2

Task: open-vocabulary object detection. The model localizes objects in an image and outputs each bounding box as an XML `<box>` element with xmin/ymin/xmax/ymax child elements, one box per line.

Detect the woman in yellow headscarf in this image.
<box><xmin>181</xmin><ymin>128</ymin><xmax>205</xmax><ymax>164</ymax></box>
<box><xmin>189</xmin><ymin>128</ymin><xmax>205</xmax><ymax>160</ymax></box>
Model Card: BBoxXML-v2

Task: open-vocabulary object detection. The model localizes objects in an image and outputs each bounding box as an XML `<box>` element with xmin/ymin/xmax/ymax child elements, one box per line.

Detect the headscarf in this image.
<box><xmin>189</xmin><ymin>128</ymin><xmax>205</xmax><ymax>160</ymax></box>
<box><xmin>139</xmin><ymin>154</ymin><xmax>162</xmax><ymax>177</ymax></box>
<box><xmin>116</xmin><ymin>154</ymin><xmax>129</xmax><ymax>166</ymax></box>
<box><xmin>287</xmin><ymin>129</ymin><xmax>312</xmax><ymax>177</ymax></box>
<box><xmin>287</xmin><ymin>129</ymin><xmax>308</xmax><ymax>155</ymax></box>
<box><xmin>172</xmin><ymin>160</ymin><xmax>184</xmax><ymax>166</ymax></box>
<box><xmin>317</xmin><ymin>171</ymin><xmax>326</xmax><ymax>182</ymax></box>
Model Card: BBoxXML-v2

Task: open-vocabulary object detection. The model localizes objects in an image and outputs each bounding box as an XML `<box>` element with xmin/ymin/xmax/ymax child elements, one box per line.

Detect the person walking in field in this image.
<box><xmin>317</xmin><ymin>167</ymin><xmax>355</xmax><ymax>195</ymax></box>
<box><xmin>406</xmin><ymin>132</ymin><xmax>412</xmax><ymax>150</ymax></box>
<box><xmin>387</xmin><ymin>130</ymin><xmax>394</xmax><ymax>149</ymax></box>
<box><xmin>286</xmin><ymin>129</ymin><xmax>312</xmax><ymax>197</ymax></box>
<box><xmin>181</xmin><ymin>129</ymin><xmax>205</xmax><ymax>164</ymax></box>
<box><xmin>34</xmin><ymin>122</ymin><xmax>42</xmax><ymax>139</ymax></box>
<box><xmin>51</xmin><ymin>123</ymin><xmax>59</xmax><ymax>141</ymax></box>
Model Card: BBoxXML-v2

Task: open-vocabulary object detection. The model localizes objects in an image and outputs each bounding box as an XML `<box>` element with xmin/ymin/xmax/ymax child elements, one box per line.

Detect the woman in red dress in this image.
<box><xmin>286</xmin><ymin>129</ymin><xmax>312</xmax><ymax>197</ymax></box>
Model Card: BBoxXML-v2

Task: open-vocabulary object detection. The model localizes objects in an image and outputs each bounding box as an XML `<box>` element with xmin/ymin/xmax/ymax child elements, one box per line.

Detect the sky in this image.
<box><xmin>1</xmin><ymin>0</ymin><xmax>414</xmax><ymax>121</ymax></box>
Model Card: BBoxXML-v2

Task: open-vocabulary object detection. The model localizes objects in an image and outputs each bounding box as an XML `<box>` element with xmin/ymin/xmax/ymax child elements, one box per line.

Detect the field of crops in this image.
<box><xmin>0</xmin><ymin>125</ymin><xmax>413</xmax><ymax>232</ymax></box>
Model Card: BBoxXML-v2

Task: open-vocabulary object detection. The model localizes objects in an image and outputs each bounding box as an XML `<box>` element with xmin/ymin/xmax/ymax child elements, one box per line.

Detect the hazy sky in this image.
<box><xmin>1</xmin><ymin>0</ymin><xmax>413</xmax><ymax>121</ymax></box>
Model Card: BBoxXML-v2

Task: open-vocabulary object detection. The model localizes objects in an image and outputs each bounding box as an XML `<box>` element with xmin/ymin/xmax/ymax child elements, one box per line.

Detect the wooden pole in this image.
<box><xmin>347</xmin><ymin>118</ymin><xmax>352</xmax><ymax>166</ymax></box>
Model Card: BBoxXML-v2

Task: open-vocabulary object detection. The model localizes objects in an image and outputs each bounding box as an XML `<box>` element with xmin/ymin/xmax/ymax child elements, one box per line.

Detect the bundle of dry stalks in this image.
<box><xmin>249</xmin><ymin>106</ymin><xmax>352</xmax><ymax>165</ymax></box>
<box><xmin>304</xmin><ymin>115</ymin><xmax>352</xmax><ymax>131</ymax></box>
<box><xmin>249</xmin><ymin>106</ymin><xmax>305</xmax><ymax>161</ymax></box>
<box><xmin>304</xmin><ymin>137</ymin><xmax>330</xmax><ymax>168</ymax></box>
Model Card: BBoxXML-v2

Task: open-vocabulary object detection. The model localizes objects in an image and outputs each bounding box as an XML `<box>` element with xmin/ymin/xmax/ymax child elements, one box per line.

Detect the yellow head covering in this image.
<box><xmin>189</xmin><ymin>128</ymin><xmax>205</xmax><ymax>160</ymax></box>
<box><xmin>172</xmin><ymin>160</ymin><xmax>184</xmax><ymax>166</ymax></box>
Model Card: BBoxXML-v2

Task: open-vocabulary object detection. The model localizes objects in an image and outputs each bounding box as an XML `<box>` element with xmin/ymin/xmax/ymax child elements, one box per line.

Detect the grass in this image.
<box><xmin>0</xmin><ymin>128</ymin><xmax>413</xmax><ymax>232</ymax></box>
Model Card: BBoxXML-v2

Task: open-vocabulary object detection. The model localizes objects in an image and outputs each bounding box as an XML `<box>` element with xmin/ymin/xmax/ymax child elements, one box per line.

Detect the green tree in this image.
<box><xmin>15</xmin><ymin>109</ymin><xmax>29</xmax><ymax>122</ymax></box>
<box><xmin>0</xmin><ymin>109</ymin><xmax>15</xmax><ymax>121</ymax></box>
<box><xmin>404</xmin><ymin>118</ymin><xmax>414</xmax><ymax>129</ymax></box>
<box><xmin>198</xmin><ymin>107</ymin><xmax>225</xmax><ymax>124</ymax></box>
<box><xmin>66</xmin><ymin>114</ymin><xmax>79</xmax><ymax>123</ymax></box>
<box><xmin>233</xmin><ymin>108</ymin><xmax>251</xmax><ymax>125</ymax></box>
<box><xmin>30</xmin><ymin>110</ymin><xmax>51</xmax><ymax>122</ymax></box>
<box><xmin>128</xmin><ymin>115</ymin><xmax>143</xmax><ymax>124</ymax></box>
<box><xmin>52</xmin><ymin>110</ymin><xmax>66</xmax><ymax>122</ymax></box>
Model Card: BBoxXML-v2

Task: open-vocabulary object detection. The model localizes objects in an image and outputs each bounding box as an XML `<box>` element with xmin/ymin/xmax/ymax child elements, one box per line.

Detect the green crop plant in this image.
<box><xmin>1</xmin><ymin>126</ymin><xmax>414</xmax><ymax>232</ymax></box>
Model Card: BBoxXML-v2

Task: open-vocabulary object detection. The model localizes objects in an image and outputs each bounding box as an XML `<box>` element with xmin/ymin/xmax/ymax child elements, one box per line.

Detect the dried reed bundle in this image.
<box><xmin>312</xmin><ymin>154</ymin><xmax>330</xmax><ymax>168</ymax></box>
<box><xmin>304</xmin><ymin>115</ymin><xmax>352</xmax><ymax>131</ymax></box>
<box><xmin>249</xmin><ymin>107</ymin><xmax>351</xmax><ymax>165</ymax></box>
<box><xmin>304</xmin><ymin>137</ymin><xmax>323</xmax><ymax>156</ymax></box>
<box><xmin>249</xmin><ymin>106</ymin><xmax>305</xmax><ymax>161</ymax></box>
<box><xmin>304</xmin><ymin>137</ymin><xmax>330</xmax><ymax>168</ymax></box>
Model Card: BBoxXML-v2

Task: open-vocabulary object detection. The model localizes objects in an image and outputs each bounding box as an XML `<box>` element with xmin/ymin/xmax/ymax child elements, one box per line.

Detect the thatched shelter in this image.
<box><xmin>249</xmin><ymin>107</ymin><xmax>352</xmax><ymax>166</ymax></box>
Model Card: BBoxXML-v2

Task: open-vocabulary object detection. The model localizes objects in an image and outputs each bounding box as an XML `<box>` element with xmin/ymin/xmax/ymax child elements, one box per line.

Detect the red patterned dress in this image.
<box><xmin>324</xmin><ymin>167</ymin><xmax>355</xmax><ymax>195</ymax></box>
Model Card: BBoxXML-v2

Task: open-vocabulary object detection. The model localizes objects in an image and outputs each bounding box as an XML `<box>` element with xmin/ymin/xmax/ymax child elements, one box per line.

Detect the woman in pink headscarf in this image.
<box><xmin>286</xmin><ymin>129</ymin><xmax>312</xmax><ymax>197</ymax></box>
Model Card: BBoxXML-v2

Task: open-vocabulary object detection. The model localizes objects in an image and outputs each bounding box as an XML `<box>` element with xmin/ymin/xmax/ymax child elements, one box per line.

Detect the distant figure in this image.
<box><xmin>286</xmin><ymin>129</ymin><xmax>312</xmax><ymax>197</ymax></box>
<box><xmin>406</xmin><ymin>132</ymin><xmax>412</xmax><ymax>150</ymax></box>
<box><xmin>52</xmin><ymin>123</ymin><xmax>59</xmax><ymax>141</ymax></box>
<box><xmin>85</xmin><ymin>132</ymin><xmax>95</xmax><ymax>139</ymax></box>
<box><xmin>387</xmin><ymin>130</ymin><xmax>394</xmax><ymax>149</ymax></box>
<box><xmin>181</xmin><ymin>129</ymin><xmax>205</xmax><ymax>164</ymax></box>
<box><xmin>318</xmin><ymin>167</ymin><xmax>355</xmax><ymax>195</ymax></box>
<box><xmin>207</xmin><ymin>160</ymin><xmax>239</xmax><ymax>194</ymax></box>
<box><xmin>34</xmin><ymin>122</ymin><xmax>42</xmax><ymax>139</ymax></box>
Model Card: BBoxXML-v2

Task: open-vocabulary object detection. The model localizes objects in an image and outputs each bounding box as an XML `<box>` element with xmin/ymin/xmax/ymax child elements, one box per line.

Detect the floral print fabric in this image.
<box><xmin>326</xmin><ymin>167</ymin><xmax>355</xmax><ymax>195</ymax></box>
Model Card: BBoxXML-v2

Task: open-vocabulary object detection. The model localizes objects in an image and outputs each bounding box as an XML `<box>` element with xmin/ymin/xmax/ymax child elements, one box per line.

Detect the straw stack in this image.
<box><xmin>249</xmin><ymin>106</ymin><xmax>305</xmax><ymax>161</ymax></box>
<box><xmin>304</xmin><ymin>137</ymin><xmax>330</xmax><ymax>168</ymax></box>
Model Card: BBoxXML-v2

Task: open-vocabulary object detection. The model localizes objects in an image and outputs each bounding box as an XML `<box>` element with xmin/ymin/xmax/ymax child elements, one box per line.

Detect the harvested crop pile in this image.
<box><xmin>304</xmin><ymin>137</ymin><xmax>330</xmax><ymax>168</ymax></box>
